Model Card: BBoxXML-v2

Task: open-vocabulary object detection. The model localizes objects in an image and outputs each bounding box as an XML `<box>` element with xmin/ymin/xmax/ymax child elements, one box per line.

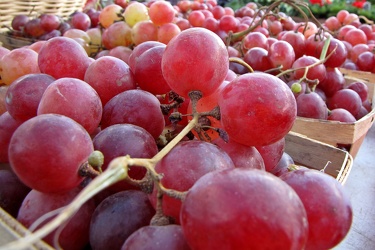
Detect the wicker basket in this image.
<box><xmin>0</xmin><ymin>0</ymin><xmax>86</xmax><ymax>30</ymax></box>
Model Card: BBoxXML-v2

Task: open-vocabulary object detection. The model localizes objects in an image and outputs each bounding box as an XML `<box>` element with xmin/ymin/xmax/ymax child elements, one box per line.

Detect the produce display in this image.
<box><xmin>1</xmin><ymin>0</ymin><xmax>372</xmax><ymax>249</ymax></box>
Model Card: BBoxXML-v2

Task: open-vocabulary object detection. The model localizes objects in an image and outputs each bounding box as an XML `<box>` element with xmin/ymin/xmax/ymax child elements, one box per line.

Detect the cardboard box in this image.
<box><xmin>291</xmin><ymin>68</ymin><xmax>375</xmax><ymax>158</ymax></box>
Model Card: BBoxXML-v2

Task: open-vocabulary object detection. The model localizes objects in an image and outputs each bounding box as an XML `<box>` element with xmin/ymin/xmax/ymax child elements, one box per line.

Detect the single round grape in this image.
<box><xmin>17</xmin><ymin>187</ymin><xmax>96</xmax><ymax>250</ymax></box>
<box><xmin>0</xmin><ymin>112</ymin><xmax>23</xmax><ymax>163</ymax></box>
<box><xmin>98</xmin><ymin>4</ymin><xmax>124</xmax><ymax>28</ymax></box>
<box><xmin>346</xmin><ymin>81</ymin><xmax>368</xmax><ymax>102</ymax></box>
<box><xmin>37</xmin><ymin>77</ymin><xmax>103</xmax><ymax>135</ymax></box>
<box><xmin>280</xmin><ymin>30</ymin><xmax>306</xmax><ymax>59</ymax></box>
<box><xmin>296</xmin><ymin>92</ymin><xmax>328</xmax><ymax>120</ymax></box>
<box><xmin>212</xmin><ymin>137</ymin><xmax>265</xmax><ymax>170</ymax></box>
<box><xmin>271</xmin><ymin>152</ymin><xmax>295</xmax><ymax>177</ymax></box>
<box><xmin>38</xmin><ymin>37</ymin><xmax>91</xmax><ymax>80</ymax></box>
<box><xmin>180</xmin><ymin>168</ymin><xmax>308</xmax><ymax>249</ymax></box>
<box><xmin>280</xmin><ymin>168</ymin><xmax>353</xmax><ymax>250</ymax></box>
<box><xmin>0</xmin><ymin>169</ymin><xmax>31</xmax><ymax>217</ymax></box>
<box><xmin>90</xmin><ymin>190</ymin><xmax>155</xmax><ymax>250</ymax></box>
<box><xmin>148</xmin><ymin>1</ymin><xmax>175</xmax><ymax>26</ymax></box>
<box><xmin>128</xmin><ymin>41</ymin><xmax>165</xmax><ymax>71</ymax></box>
<box><xmin>149</xmin><ymin>140</ymin><xmax>235</xmax><ymax>224</ymax></box>
<box><xmin>327</xmin><ymin>88</ymin><xmax>362</xmax><ymax>117</ymax></box>
<box><xmin>101</xmin><ymin>89</ymin><xmax>165</xmax><ymax>139</ymax></box>
<box><xmin>0</xmin><ymin>48</ymin><xmax>41</xmax><ymax>85</ymax></box>
<box><xmin>8</xmin><ymin>114</ymin><xmax>94</xmax><ymax>193</ymax></box>
<box><xmin>219</xmin><ymin>72</ymin><xmax>297</xmax><ymax>147</ymax></box>
<box><xmin>40</xmin><ymin>13</ymin><xmax>61</xmax><ymax>32</ymax></box>
<box><xmin>131</xmin><ymin>20</ymin><xmax>159</xmax><ymax>46</ymax></box>
<box><xmin>123</xmin><ymin>1</ymin><xmax>150</xmax><ymax>27</ymax></box>
<box><xmin>134</xmin><ymin>45</ymin><xmax>172</xmax><ymax>95</ymax></box>
<box><xmin>161</xmin><ymin>27</ymin><xmax>229</xmax><ymax>98</ymax></box>
<box><xmin>243</xmin><ymin>47</ymin><xmax>272</xmax><ymax>72</ymax></box>
<box><xmin>121</xmin><ymin>225</ymin><xmax>190</xmax><ymax>250</ymax></box>
<box><xmin>318</xmin><ymin>67</ymin><xmax>345</xmax><ymax>97</ymax></box>
<box><xmin>255</xmin><ymin>136</ymin><xmax>285</xmax><ymax>172</ymax></box>
<box><xmin>267</xmin><ymin>40</ymin><xmax>295</xmax><ymax>70</ymax></box>
<box><xmin>157</xmin><ymin>23</ymin><xmax>181</xmax><ymax>45</ymax></box>
<box><xmin>328</xmin><ymin>108</ymin><xmax>357</xmax><ymax>122</ymax></box>
<box><xmin>92</xmin><ymin>124</ymin><xmax>158</xmax><ymax>192</ymax></box>
<box><xmin>84</xmin><ymin>55</ymin><xmax>137</xmax><ymax>106</ymax></box>
<box><xmin>101</xmin><ymin>21</ymin><xmax>133</xmax><ymax>49</ymax></box>
<box><xmin>291</xmin><ymin>55</ymin><xmax>327</xmax><ymax>84</ymax></box>
<box><xmin>11</xmin><ymin>14</ymin><xmax>30</xmax><ymax>31</ymax></box>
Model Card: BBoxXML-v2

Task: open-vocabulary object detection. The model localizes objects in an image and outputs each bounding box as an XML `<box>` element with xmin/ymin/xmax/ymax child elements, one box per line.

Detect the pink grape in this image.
<box><xmin>8</xmin><ymin>114</ymin><xmax>94</xmax><ymax>193</ymax></box>
<box><xmin>161</xmin><ymin>27</ymin><xmax>229</xmax><ymax>98</ymax></box>
<box><xmin>38</xmin><ymin>37</ymin><xmax>91</xmax><ymax>80</ymax></box>
<box><xmin>180</xmin><ymin>168</ymin><xmax>308</xmax><ymax>249</ymax></box>
<box><xmin>84</xmin><ymin>56</ymin><xmax>137</xmax><ymax>106</ymax></box>
<box><xmin>37</xmin><ymin>77</ymin><xmax>103</xmax><ymax>135</ymax></box>
<box><xmin>219</xmin><ymin>72</ymin><xmax>297</xmax><ymax>147</ymax></box>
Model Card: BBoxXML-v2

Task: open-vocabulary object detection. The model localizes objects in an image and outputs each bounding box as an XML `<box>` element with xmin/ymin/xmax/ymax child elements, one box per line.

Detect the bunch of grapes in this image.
<box><xmin>0</xmin><ymin>0</ymin><xmax>363</xmax><ymax>249</ymax></box>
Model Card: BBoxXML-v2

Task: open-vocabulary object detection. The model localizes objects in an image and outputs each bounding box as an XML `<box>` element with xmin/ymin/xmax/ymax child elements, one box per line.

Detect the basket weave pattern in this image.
<box><xmin>0</xmin><ymin>0</ymin><xmax>86</xmax><ymax>29</ymax></box>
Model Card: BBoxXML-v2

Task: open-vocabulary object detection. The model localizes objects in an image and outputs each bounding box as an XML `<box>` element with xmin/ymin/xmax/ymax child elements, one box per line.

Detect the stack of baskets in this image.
<box><xmin>0</xmin><ymin>0</ymin><xmax>87</xmax><ymax>49</ymax></box>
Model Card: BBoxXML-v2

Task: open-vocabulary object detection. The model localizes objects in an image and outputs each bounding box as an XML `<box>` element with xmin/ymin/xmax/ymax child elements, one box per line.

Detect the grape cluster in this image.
<box><xmin>0</xmin><ymin>0</ymin><xmax>363</xmax><ymax>249</ymax></box>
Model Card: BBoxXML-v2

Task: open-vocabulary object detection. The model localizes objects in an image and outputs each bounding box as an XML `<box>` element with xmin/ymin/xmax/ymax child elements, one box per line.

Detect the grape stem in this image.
<box><xmin>0</xmin><ymin>93</ymin><xmax>202</xmax><ymax>250</ymax></box>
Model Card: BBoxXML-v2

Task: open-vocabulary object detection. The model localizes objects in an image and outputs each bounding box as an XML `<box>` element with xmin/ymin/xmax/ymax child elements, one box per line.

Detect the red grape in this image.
<box><xmin>5</xmin><ymin>73</ymin><xmax>55</xmax><ymax>122</ymax></box>
<box><xmin>8</xmin><ymin>114</ymin><xmax>94</xmax><ymax>193</ymax></box>
<box><xmin>84</xmin><ymin>56</ymin><xmax>137</xmax><ymax>106</ymax></box>
<box><xmin>17</xmin><ymin>187</ymin><xmax>96</xmax><ymax>250</ymax></box>
<box><xmin>0</xmin><ymin>112</ymin><xmax>23</xmax><ymax>163</ymax></box>
<box><xmin>121</xmin><ymin>225</ymin><xmax>190</xmax><ymax>250</ymax></box>
<box><xmin>219</xmin><ymin>72</ymin><xmax>297</xmax><ymax>147</ymax></box>
<box><xmin>149</xmin><ymin>140</ymin><xmax>235</xmax><ymax>223</ymax></box>
<box><xmin>161</xmin><ymin>27</ymin><xmax>229</xmax><ymax>98</ymax></box>
<box><xmin>256</xmin><ymin>136</ymin><xmax>285</xmax><ymax>172</ymax></box>
<box><xmin>0</xmin><ymin>169</ymin><xmax>31</xmax><ymax>217</ymax></box>
<box><xmin>296</xmin><ymin>92</ymin><xmax>328</xmax><ymax>120</ymax></box>
<box><xmin>268</xmin><ymin>40</ymin><xmax>295</xmax><ymax>70</ymax></box>
<box><xmin>92</xmin><ymin>124</ymin><xmax>158</xmax><ymax>192</ymax></box>
<box><xmin>212</xmin><ymin>137</ymin><xmax>265</xmax><ymax>170</ymax></box>
<box><xmin>180</xmin><ymin>168</ymin><xmax>308</xmax><ymax>249</ymax></box>
<box><xmin>133</xmin><ymin>45</ymin><xmax>172</xmax><ymax>95</ymax></box>
<box><xmin>280</xmin><ymin>168</ymin><xmax>353</xmax><ymax>250</ymax></box>
<box><xmin>90</xmin><ymin>190</ymin><xmax>155</xmax><ymax>250</ymax></box>
<box><xmin>101</xmin><ymin>89</ymin><xmax>165</xmax><ymax>139</ymax></box>
<box><xmin>37</xmin><ymin>77</ymin><xmax>103</xmax><ymax>135</ymax></box>
<box><xmin>38</xmin><ymin>37</ymin><xmax>91</xmax><ymax>80</ymax></box>
<box><xmin>327</xmin><ymin>88</ymin><xmax>362</xmax><ymax>117</ymax></box>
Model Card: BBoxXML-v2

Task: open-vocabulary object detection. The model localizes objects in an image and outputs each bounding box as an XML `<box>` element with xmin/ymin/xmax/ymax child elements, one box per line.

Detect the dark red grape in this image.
<box><xmin>92</xmin><ymin>124</ymin><xmax>159</xmax><ymax>192</ymax></box>
<box><xmin>17</xmin><ymin>187</ymin><xmax>95</xmax><ymax>250</ymax></box>
<box><xmin>280</xmin><ymin>168</ymin><xmax>353</xmax><ymax>250</ymax></box>
<box><xmin>149</xmin><ymin>140</ymin><xmax>235</xmax><ymax>224</ymax></box>
<box><xmin>121</xmin><ymin>225</ymin><xmax>190</xmax><ymax>250</ymax></box>
<box><xmin>0</xmin><ymin>112</ymin><xmax>23</xmax><ymax>163</ymax></box>
<box><xmin>101</xmin><ymin>89</ymin><xmax>165</xmax><ymax>139</ymax></box>
<box><xmin>90</xmin><ymin>190</ymin><xmax>155</xmax><ymax>250</ymax></box>
<box><xmin>0</xmin><ymin>169</ymin><xmax>31</xmax><ymax>217</ymax></box>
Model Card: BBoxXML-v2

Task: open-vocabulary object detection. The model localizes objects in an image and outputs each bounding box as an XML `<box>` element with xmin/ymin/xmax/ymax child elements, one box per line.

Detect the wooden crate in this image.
<box><xmin>291</xmin><ymin>68</ymin><xmax>375</xmax><ymax>158</ymax></box>
<box><xmin>285</xmin><ymin>132</ymin><xmax>353</xmax><ymax>185</ymax></box>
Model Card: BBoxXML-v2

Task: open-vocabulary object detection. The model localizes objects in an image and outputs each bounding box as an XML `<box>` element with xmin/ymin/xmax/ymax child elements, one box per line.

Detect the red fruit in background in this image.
<box><xmin>11</xmin><ymin>14</ymin><xmax>30</xmax><ymax>31</ymax></box>
<box><xmin>38</xmin><ymin>37</ymin><xmax>91</xmax><ymax>80</ymax></box>
<box><xmin>280</xmin><ymin>168</ymin><xmax>353</xmax><ymax>250</ymax></box>
<box><xmin>328</xmin><ymin>108</ymin><xmax>357</xmax><ymax>122</ymax></box>
<box><xmin>268</xmin><ymin>40</ymin><xmax>295</xmax><ymax>70</ymax></box>
<box><xmin>327</xmin><ymin>89</ymin><xmax>362</xmax><ymax>117</ymax></box>
<box><xmin>291</xmin><ymin>55</ymin><xmax>327</xmax><ymax>84</ymax></box>
<box><xmin>71</xmin><ymin>11</ymin><xmax>91</xmax><ymax>31</ymax></box>
<box><xmin>296</xmin><ymin>92</ymin><xmax>328</xmax><ymax>120</ymax></box>
<box><xmin>40</xmin><ymin>14</ymin><xmax>61</xmax><ymax>32</ymax></box>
